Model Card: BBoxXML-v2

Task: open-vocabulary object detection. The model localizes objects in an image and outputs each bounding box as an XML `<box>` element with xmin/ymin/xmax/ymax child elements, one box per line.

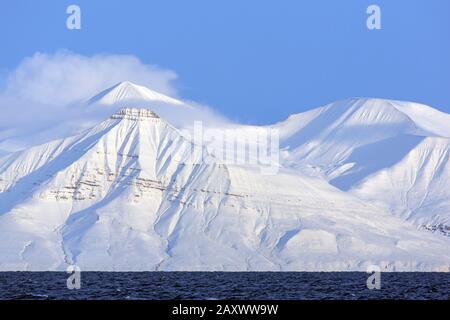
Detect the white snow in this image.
<box><xmin>88</xmin><ymin>81</ymin><xmax>184</xmax><ymax>106</ymax></box>
<box><xmin>274</xmin><ymin>98</ymin><xmax>450</xmax><ymax>236</ymax></box>
<box><xmin>0</xmin><ymin>102</ymin><xmax>449</xmax><ymax>271</ymax></box>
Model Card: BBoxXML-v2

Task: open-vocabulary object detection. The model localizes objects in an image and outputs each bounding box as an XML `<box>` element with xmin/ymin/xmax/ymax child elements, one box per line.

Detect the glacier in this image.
<box><xmin>0</xmin><ymin>83</ymin><xmax>449</xmax><ymax>271</ymax></box>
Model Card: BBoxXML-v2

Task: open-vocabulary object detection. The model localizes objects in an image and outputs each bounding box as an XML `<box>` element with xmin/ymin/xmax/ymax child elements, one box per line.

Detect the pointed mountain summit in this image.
<box><xmin>0</xmin><ymin>82</ymin><xmax>189</xmax><ymax>155</ymax></box>
<box><xmin>0</xmin><ymin>107</ymin><xmax>449</xmax><ymax>271</ymax></box>
<box><xmin>276</xmin><ymin>98</ymin><xmax>450</xmax><ymax>162</ymax></box>
<box><xmin>88</xmin><ymin>81</ymin><xmax>184</xmax><ymax>106</ymax></box>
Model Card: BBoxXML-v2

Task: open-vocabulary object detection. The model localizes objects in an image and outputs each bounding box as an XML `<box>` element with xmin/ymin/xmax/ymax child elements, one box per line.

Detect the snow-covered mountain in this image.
<box><xmin>0</xmin><ymin>106</ymin><xmax>449</xmax><ymax>271</ymax></box>
<box><xmin>88</xmin><ymin>81</ymin><xmax>184</xmax><ymax>106</ymax></box>
<box><xmin>275</xmin><ymin>98</ymin><xmax>450</xmax><ymax>236</ymax></box>
<box><xmin>0</xmin><ymin>82</ymin><xmax>194</xmax><ymax>155</ymax></box>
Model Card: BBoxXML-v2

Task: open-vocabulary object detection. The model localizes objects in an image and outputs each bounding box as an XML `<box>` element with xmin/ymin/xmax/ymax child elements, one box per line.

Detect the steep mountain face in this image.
<box><xmin>0</xmin><ymin>108</ymin><xmax>226</xmax><ymax>270</ymax></box>
<box><xmin>350</xmin><ymin>137</ymin><xmax>450</xmax><ymax>235</ymax></box>
<box><xmin>275</xmin><ymin>98</ymin><xmax>450</xmax><ymax>235</ymax></box>
<box><xmin>0</xmin><ymin>107</ymin><xmax>449</xmax><ymax>271</ymax></box>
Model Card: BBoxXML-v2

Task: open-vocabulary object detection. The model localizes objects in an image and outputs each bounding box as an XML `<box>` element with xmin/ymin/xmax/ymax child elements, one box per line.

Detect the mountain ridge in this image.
<box><xmin>0</xmin><ymin>105</ymin><xmax>449</xmax><ymax>271</ymax></box>
<box><xmin>271</xmin><ymin>97</ymin><xmax>450</xmax><ymax>235</ymax></box>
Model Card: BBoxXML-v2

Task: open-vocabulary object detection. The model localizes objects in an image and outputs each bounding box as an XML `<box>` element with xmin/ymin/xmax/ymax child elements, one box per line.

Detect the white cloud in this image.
<box><xmin>0</xmin><ymin>51</ymin><xmax>179</xmax><ymax>153</ymax></box>
<box><xmin>2</xmin><ymin>51</ymin><xmax>178</xmax><ymax>106</ymax></box>
<box><xmin>0</xmin><ymin>51</ymin><xmax>233</xmax><ymax>154</ymax></box>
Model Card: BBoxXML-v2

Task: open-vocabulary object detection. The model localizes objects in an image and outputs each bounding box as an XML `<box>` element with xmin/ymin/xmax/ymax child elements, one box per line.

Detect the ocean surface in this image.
<box><xmin>0</xmin><ymin>272</ymin><xmax>448</xmax><ymax>300</ymax></box>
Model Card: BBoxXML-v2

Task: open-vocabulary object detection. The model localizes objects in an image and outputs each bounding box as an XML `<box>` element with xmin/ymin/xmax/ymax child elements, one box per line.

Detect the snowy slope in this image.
<box><xmin>350</xmin><ymin>136</ymin><xmax>450</xmax><ymax>235</ymax></box>
<box><xmin>0</xmin><ymin>107</ymin><xmax>449</xmax><ymax>271</ymax></box>
<box><xmin>88</xmin><ymin>81</ymin><xmax>183</xmax><ymax>105</ymax></box>
<box><xmin>274</xmin><ymin>98</ymin><xmax>450</xmax><ymax>235</ymax></box>
<box><xmin>276</xmin><ymin>98</ymin><xmax>432</xmax><ymax>167</ymax></box>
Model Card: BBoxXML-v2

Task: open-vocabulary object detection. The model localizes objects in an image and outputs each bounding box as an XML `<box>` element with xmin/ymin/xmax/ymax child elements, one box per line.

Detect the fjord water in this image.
<box><xmin>0</xmin><ymin>272</ymin><xmax>448</xmax><ymax>300</ymax></box>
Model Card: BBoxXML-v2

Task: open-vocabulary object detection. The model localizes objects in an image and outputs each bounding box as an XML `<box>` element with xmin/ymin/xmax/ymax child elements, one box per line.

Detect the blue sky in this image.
<box><xmin>1</xmin><ymin>0</ymin><xmax>450</xmax><ymax>124</ymax></box>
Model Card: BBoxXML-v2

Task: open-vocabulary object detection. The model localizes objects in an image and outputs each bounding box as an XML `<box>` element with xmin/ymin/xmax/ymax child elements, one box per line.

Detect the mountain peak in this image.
<box><xmin>88</xmin><ymin>81</ymin><xmax>183</xmax><ymax>106</ymax></box>
<box><xmin>333</xmin><ymin>97</ymin><xmax>450</xmax><ymax>138</ymax></box>
<box><xmin>281</xmin><ymin>97</ymin><xmax>450</xmax><ymax>140</ymax></box>
<box><xmin>1</xmin><ymin>95</ymin><xmax>450</xmax><ymax>271</ymax></box>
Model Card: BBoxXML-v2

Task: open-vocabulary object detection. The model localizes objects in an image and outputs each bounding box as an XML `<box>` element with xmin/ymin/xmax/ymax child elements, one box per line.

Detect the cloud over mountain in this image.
<box><xmin>0</xmin><ymin>52</ymin><xmax>229</xmax><ymax>154</ymax></box>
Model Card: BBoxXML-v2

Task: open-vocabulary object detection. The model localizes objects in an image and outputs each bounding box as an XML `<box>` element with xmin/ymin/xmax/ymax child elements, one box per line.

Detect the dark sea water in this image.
<box><xmin>0</xmin><ymin>272</ymin><xmax>448</xmax><ymax>300</ymax></box>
